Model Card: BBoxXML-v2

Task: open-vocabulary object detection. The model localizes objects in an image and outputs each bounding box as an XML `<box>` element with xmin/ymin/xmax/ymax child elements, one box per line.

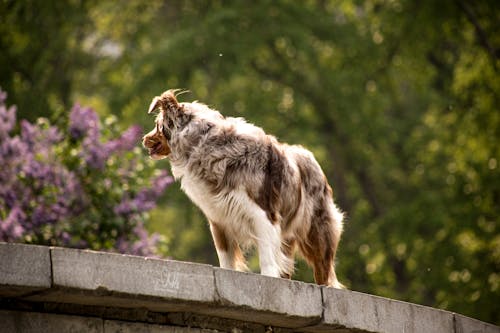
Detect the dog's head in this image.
<box><xmin>142</xmin><ymin>89</ymin><xmax>186</xmax><ymax>160</ymax></box>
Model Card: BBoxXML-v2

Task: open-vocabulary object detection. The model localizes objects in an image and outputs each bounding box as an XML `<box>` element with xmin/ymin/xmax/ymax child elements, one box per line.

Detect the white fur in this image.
<box><xmin>177</xmin><ymin>168</ymin><xmax>292</xmax><ymax>277</ymax></box>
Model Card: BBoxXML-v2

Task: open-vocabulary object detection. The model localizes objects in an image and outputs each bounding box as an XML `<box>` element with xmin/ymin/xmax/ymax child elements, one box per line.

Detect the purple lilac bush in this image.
<box><xmin>0</xmin><ymin>88</ymin><xmax>172</xmax><ymax>256</ymax></box>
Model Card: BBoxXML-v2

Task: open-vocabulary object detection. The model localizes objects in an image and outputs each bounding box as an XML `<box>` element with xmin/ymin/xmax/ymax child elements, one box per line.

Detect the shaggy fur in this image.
<box><xmin>143</xmin><ymin>89</ymin><xmax>344</xmax><ymax>287</ymax></box>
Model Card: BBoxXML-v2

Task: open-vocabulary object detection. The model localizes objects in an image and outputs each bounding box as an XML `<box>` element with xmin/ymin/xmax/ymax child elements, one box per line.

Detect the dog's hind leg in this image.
<box><xmin>298</xmin><ymin>211</ymin><xmax>343</xmax><ymax>288</ymax></box>
<box><xmin>280</xmin><ymin>238</ymin><xmax>296</xmax><ymax>279</ymax></box>
<box><xmin>209</xmin><ymin>221</ymin><xmax>248</xmax><ymax>271</ymax></box>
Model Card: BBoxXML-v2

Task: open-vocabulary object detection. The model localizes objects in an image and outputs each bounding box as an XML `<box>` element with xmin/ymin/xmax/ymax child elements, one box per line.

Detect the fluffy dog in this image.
<box><xmin>143</xmin><ymin>89</ymin><xmax>344</xmax><ymax>287</ymax></box>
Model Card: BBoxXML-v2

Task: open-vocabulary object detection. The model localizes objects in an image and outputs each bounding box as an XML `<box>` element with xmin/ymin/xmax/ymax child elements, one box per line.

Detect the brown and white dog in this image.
<box><xmin>143</xmin><ymin>89</ymin><xmax>344</xmax><ymax>288</ymax></box>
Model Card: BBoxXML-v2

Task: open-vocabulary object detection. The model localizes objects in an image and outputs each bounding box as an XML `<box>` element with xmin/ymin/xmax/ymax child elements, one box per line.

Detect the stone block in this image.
<box><xmin>104</xmin><ymin>320</ymin><xmax>215</xmax><ymax>332</ymax></box>
<box><xmin>454</xmin><ymin>314</ymin><xmax>500</xmax><ymax>333</ymax></box>
<box><xmin>307</xmin><ymin>288</ymin><xmax>454</xmax><ymax>333</ymax></box>
<box><xmin>29</xmin><ymin>247</ymin><xmax>216</xmax><ymax>311</ymax></box>
<box><xmin>0</xmin><ymin>310</ymin><xmax>102</xmax><ymax>333</ymax></box>
<box><xmin>211</xmin><ymin>268</ymin><xmax>322</xmax><ymax>328</ymax></box>
<box><xmin>0</xmin><ymin>242</ymin><xmax>51</xmax><ymax>297</ymax></box>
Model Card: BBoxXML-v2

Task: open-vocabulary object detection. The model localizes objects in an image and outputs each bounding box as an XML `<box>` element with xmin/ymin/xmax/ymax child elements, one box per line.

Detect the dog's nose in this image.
<box><xmin>142</xmin><ymin>129</ymin><xmax>155</xmax><ymax>146</ymax></box>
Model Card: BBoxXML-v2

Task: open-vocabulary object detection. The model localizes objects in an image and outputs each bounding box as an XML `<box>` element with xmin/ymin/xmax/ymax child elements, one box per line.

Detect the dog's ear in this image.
<box><xmin>148</xmin><ymin>89</ymin><xmax>183</xmax><ymax>114</ymax></box>
<box><xmin>148</xmin><ymin>96</ymin><xmax>161</xmax><ymax>114</ymax></box>
<box><xmin>163</xmin><ymin>90</ymin><xmax>184</xmax><ymax>113</ymax></box>
<box><xmin>161</xmin><ymin>89</ymin><xmax>184</xmax><ymax>113</ymax></box>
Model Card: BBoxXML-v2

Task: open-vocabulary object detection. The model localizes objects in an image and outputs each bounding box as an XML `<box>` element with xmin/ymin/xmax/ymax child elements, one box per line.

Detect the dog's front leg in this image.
<box><xmin>209</xmin><ymin>221</ymin><xmax>234</xmax><ymax>268</ymax></box>
<box><xmin>209</xmin><ymin>221</ymin><xmax>247</xmax><ymax>271</ymax></box>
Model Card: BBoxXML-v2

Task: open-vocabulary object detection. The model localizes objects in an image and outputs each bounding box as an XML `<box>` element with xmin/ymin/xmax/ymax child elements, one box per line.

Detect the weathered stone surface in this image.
<box><xmin>165</xmin><ymin>312</ymin><xmax>281</xmax><ymax>332</ymax></box>
<box><xmin>454</xmin><ymin>314</ymin><xmax>500</xmax><ymax>333</ymax></box>
<box><xmin>0</xmin><ymin>242</ymin><xmax>51</xmax><ymax>297</ymax></box>
<box><xmin>1</xmin><ymin>243</ymin><xmax>498</xmax><ymax>333</ymax></box>
<box><xmin>104</xmin><ymin>320</ymin><xmax>218</xmax><ymax>332</ymax></box>
<box><xmin>211</xmin><ymin>267</ymin><xmax>322</xmax><ymax>328</ymax></box>
<box><xmin>309</xmin><ymin>288</ymin><xmax>454</xmax><ymax>333</ymax></box>
<box><xmin>32</xmin><ymin>247</ymin><xmax>216</xmax><ymax>312</ymax></box>
<box><xmin>0</xmin><ymin>310</ymin><xmax>102</xmax><ymax>333</ymax></box>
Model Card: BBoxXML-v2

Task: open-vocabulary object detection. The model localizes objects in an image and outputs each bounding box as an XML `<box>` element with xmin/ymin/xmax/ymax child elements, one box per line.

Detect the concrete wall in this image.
<box><xmin>0</xmin><ymin>242</ymin><xmax>498</xmax><ymax>333</ymax></box>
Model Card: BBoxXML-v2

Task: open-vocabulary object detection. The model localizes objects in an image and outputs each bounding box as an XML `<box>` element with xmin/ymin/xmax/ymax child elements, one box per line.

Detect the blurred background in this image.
<box><xmin>1</xmin><ymin>0</ymin><xmax>499</xmax><ymax>324</ymax></box>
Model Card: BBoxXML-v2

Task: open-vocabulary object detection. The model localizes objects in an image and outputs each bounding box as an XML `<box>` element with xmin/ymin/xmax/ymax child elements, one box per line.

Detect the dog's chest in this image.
<box><xmin>179</xmin><ymin>173</ymin><xmax>219</xmax><ymax>221</ymax></box>
<box><xmin>176</xmin><ymin>169</ymin><xmax>259</xmax><ymax>236</ymax></box>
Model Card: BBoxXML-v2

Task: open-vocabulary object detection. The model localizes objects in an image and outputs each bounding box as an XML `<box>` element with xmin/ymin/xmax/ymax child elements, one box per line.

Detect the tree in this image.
<box><xmin>0</xmin><ymin>1</ymin><xmax>98</xmax><ymax>121</ymax></box>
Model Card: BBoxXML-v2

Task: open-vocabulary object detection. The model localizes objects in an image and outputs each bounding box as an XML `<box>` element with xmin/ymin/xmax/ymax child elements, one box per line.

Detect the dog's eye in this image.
<box><xmin>156</xmin><ymin>121</ymin><xmax>171</xmax><ymax>140</ymax></box>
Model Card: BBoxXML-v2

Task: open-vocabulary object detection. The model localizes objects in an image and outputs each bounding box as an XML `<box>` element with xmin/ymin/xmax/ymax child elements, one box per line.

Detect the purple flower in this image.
<box><xmin>114</xmin><ymin>170</ymin><xmax>173</xmax><ymax>216</ymax></box>
<box><xmin>0</xmin><ymin>136</ymin><xmax>28</xmax><ymax>175</ymax></box>
<box><xmin>0</xmin><ymin>94</ymin><xmax>16</xmax><ymax>140</ymax></box>
<box><xmin>81</xmin><ymin>138</ymin><xmax>108</xmax><ymax>169</ymax></box>
<box><xmin>131</xmin><ymin>222</ymin><xmax>161</xmax><ymax>257</ymax></box>
<box><xmin>20</xmin><ymin>119</ymin><xmax>62</xmax><ymax>152</ymax></box>
<box><xmin>115</xmin><ymin>221</ymin><xmax>161</xmax><ymax>257</ymax></box>
<box><xmin>68</xmin><ymin>105</ymin><xmax>109</xmax><ymax>169</ymax></box>
<box><xmin>69</xmin><ymin>104</ymin><xmax>100</xmax><ymax>140</ymax></box>
<box><xmin>70</xmin><ymin>107</ymin><xmax>143</xmax><ymax>170</ymax></box>
<box><xmin>0</xmin><ymin>206</ymin><xmax>25</xmax><ymax>241</ymax></box>
<box><xmin>0</xmin><ymin>88</ymin><xmax>170</xmax><ymax>257</ymax></box>
<box><xmin>60</xmin><ymin>231</ymin><xmax>72</xmax><ymax>245</ymax></box>
<box><xmin>152</xmin><ymin>170</ymin><xmax>175</xmax><ymax>195</ymax></box>
<box><xmin>104</xmin><ymin>125</ymin><xmax>142</xmax><ymax>154</ymax></box>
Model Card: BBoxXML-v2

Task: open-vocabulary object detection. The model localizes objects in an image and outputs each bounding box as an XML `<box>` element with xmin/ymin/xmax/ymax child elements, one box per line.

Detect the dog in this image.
<box><xmin>143</xmin><ymin>89</ymin><xmax>344</xmax><ymax>288</ymax></box>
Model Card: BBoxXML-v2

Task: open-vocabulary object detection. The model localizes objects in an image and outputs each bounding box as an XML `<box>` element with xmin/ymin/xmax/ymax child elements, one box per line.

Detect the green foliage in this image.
<box><xmin>0</xmin><ymin>1</ymin><xmax>97</xmax><ymax>120</ymax></box>
<box><xmin>1</xmin><ymin>0</ymin><xmax>498</xmax><ymax>324</ymax></box>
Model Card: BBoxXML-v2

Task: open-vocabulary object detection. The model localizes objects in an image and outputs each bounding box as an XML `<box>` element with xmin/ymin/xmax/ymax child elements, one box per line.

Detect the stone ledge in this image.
<box><xmin>0</xmin><ymin>242</ymin><xmax>498</xmax><ymax>333</ymax></box>
<box><xmin>305</xmin><ymin>288</ymin><xmax>454</xmax><ymax>333</ymax></box>
<box><xmin>30</xmin><ymin>247</ymin><xmax>216</xmax><ymax>313</ymax></box>
<box><xmin>0</xmin><ymin>243</ymin><xmax>51</xmax><ymax>297</ymax></box>
<box><xmin>454</xmin><ymin>314</ymin><xmax>500</xmax><ymax>333</ymax></box>
<box><xmin>211</xmin><ymin>267</ymin><xmax>322</xmax><ymax>328</ymax></box>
